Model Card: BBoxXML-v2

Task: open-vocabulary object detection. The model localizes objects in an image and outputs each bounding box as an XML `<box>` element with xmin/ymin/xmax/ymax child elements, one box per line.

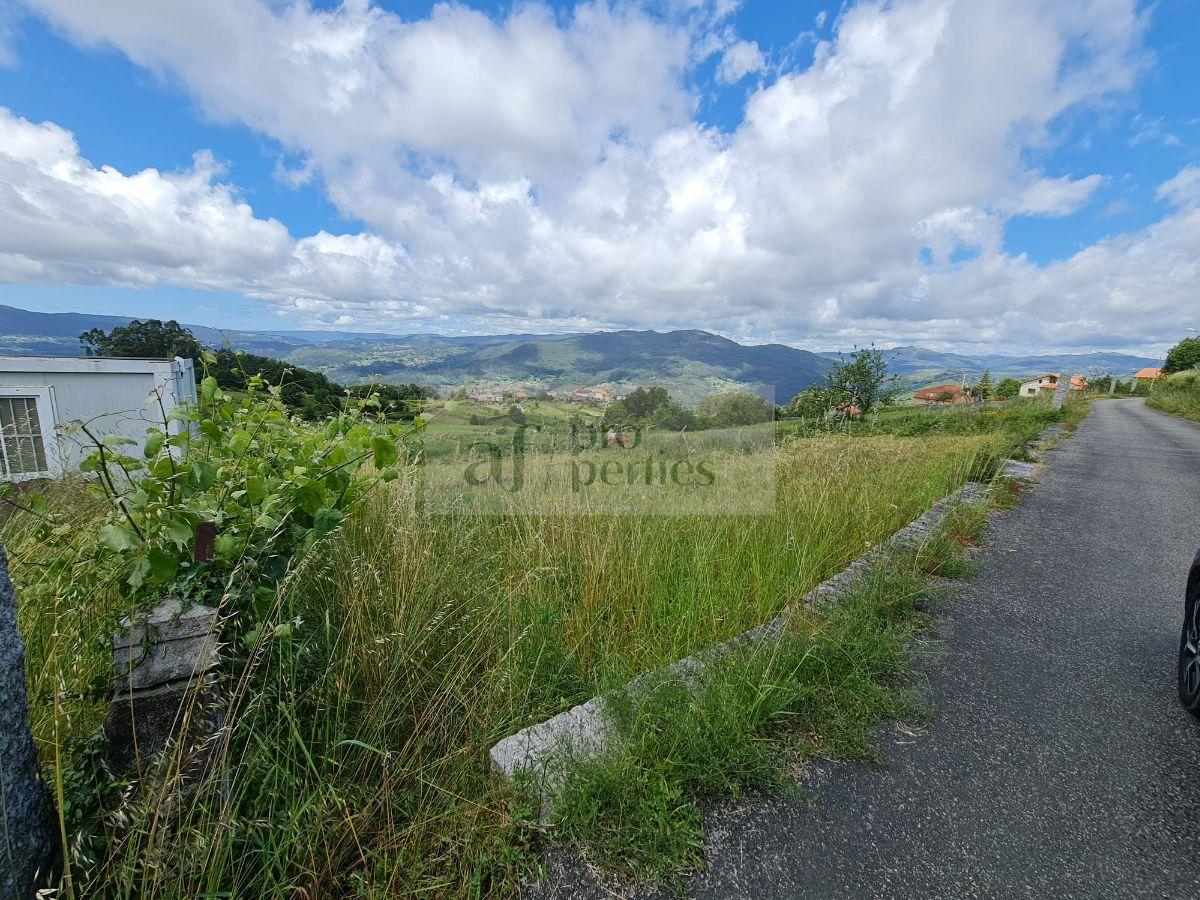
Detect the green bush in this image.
<box><xmin>43</xmin><ymin>352</ymin><xmax>419</xmax><ymax>627</ymax></box>
<box><xmin>1164</xmin><ymin>337</ymin><xmax>1200</xmax><ymax>375</ymax></box>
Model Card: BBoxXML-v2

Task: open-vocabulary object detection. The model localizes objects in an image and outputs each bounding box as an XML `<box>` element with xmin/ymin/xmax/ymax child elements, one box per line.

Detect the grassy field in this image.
<box><xmin>4</xmin><ymin>396</ymin><xmax>1074</xmax><ymax>896</ymax></box>
<box><xmin>1146</xmin><ymin>370</ymin><xmax>1200</xmax><ymax>422</ymax></box>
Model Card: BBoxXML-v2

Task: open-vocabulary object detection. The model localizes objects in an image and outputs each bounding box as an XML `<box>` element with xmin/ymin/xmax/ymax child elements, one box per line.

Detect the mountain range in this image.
<box><xmin>0</xmin><ymin>304</ymin><xmax>1161</xmax><ymax>402</ymax></box>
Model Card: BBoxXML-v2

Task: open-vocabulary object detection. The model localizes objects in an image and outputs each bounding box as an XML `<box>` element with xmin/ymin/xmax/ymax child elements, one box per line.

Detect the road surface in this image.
<box><xmin>540</xmin><ymin>399</ymin><xmax>1200</xmax><ymax>898</ymax></box>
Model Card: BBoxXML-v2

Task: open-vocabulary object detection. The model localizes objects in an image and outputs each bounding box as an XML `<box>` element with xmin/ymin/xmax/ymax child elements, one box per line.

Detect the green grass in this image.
<box><xmin>778</xmin><ymin>395</ymin><xmax>1071</xmax><ymax>442</ymax></box>
<box><xmin>1146</xmin><ymin>370</ymin><xmax>1200</xmax><ymax>422</ymax></box>
<box><xmin>548</xmin><ymin>525</ymin><xmax>977</xmax><ymax>881</ymax></box>
<box><xmin>3</xmin><ymin>400</ymin><xmax>1073</xmax><ymax>896</ymax></box>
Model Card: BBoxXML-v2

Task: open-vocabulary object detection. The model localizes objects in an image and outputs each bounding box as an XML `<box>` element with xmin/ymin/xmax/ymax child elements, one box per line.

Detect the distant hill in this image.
<box><xmin>868</xmin><ymin>345</ymin><xmax>1162</xmax><ymax>391</ymax></box>
<box><xmin>0</xmin><ymin>303</ymin><xmax>406</xmax><ymax>356</ymax></box>
<box><xmin>281</xmin><ymin>329</ymin><xmax>830</xmax><ymax>402</ymax></box>
<box><xmin>0</xmin><ymin>303</ymin><xmax>1162</xmax><ymax>403</ymax></box>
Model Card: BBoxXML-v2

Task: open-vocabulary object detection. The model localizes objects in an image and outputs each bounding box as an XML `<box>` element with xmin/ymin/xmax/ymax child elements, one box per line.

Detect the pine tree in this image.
<box><xmin>973</xmin><ymin>371</ymin><xmax>993</xmax><ymax>400</ymax></box>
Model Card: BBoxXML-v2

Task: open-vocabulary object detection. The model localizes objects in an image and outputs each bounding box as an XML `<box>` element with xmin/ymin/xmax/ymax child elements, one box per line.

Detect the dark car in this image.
<box><xmin>1178</xmin><ymin>548</ymin><xmax>1200</xmax><ymax>713</ymax></box>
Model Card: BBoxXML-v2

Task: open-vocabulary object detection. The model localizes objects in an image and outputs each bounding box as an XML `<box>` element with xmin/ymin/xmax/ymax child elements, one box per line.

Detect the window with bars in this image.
<box><xmin>0</xmin><ymin>396</ymin><xmax>49</xmax><ymax>479</ymax></box>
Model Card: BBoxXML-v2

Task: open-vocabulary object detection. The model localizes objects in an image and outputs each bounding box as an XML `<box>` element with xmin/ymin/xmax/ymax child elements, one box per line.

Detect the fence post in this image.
<box><xmin>0</xmin><ymin>542</ymin><xmax>54</xmax><ymax>898</ymax></box>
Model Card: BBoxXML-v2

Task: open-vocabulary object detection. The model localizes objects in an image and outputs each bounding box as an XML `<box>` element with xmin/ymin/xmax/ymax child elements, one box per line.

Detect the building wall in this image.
<box><xmin>0</xmin><ymin>357</ymin><xmax>196</xmax><ymax>473</ymax></box>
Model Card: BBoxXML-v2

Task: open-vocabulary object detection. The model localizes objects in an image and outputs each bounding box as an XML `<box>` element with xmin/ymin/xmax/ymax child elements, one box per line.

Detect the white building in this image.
<box><xmin>1018</xmin><ymin>373</ymin><xmax>1086</xmax><ymax>398</ymax></box>
<box><xmin>0</xmin><ymin>356</ymin><xmax>197</xmax><ymax>481</ymax></box>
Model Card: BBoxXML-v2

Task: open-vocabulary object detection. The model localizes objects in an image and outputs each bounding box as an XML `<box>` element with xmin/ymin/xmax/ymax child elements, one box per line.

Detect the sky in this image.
<box><xmin>0</xmin><ymin>0</ymin><xmax>1197</xmax><ymax>355</ymax></box>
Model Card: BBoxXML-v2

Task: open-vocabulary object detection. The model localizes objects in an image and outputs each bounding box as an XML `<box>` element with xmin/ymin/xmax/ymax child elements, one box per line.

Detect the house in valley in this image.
<box><xmin>1018</xmin><ymin>373</ymin><xmax>1087</xmax><ymax>398</ymax></box>
<box><xmin>912</xmin><ymin>384</ymin><xmax>971</xmax><ymax>405</ymax></box>
<box><xmin>1132</xmin><ymin>367</ymin><xmax>1162</xmax><ymax>388</ymax></box>
<box><xmin>569</xmin><ymin>387</ymin><xmax>613</xmax><ymax>405</ymax></box>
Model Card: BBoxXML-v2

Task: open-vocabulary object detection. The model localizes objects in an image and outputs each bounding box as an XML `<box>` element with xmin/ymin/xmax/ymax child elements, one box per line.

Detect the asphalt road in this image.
<box><xmin>539</xmin><ymin>399</ymin><xmax>1200</xmax><ymax>899</ymax></box>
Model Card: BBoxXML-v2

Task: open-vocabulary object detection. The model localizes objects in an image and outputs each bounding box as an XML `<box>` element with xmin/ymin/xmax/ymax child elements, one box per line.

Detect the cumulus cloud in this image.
<box><xmin>716</xmin><ymin>38</ymin><xmax>764</xmax><ymax>84</ymax></box>
<box><xmin>6</xmin><ymin>0</ymin><xmax>1194</xmax><ymax>352</ymax></box>
<box><xmin>1003</xmin><ymin>174</ymin><xmax>1106</xmax><ymax>217</ymax></box>
<box><xmin>0</xmin><ymin>109</ymin><xmax>293</xmax><ymax>285</ymax></box>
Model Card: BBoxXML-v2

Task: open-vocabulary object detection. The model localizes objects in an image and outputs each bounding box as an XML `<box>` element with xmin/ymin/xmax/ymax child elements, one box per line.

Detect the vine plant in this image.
<box><xmin>60</xmin><ymin>350</ymin><xmax>423</xmax><ymax>629</ymax></box>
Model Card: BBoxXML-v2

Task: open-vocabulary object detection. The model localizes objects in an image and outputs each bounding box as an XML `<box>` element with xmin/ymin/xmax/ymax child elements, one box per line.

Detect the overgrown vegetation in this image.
<box><xmin>782</xmin><ymin>345</ymin><xmax>900</xmax><ymax>418</ymax></box>
<box><xmin>549</xmin><ymin>503</ymin><xmax>986</xmax><ymax>881</ymax></box>
<box><xmin>4</xmin><ymin>354</ymin><xmax>1077</xmax><ymax>893</ymax></box>
<box><xmin>1164</xmin><ymin>336</ymin><xmax>1200</xmax><ymax>375</ymax></box>
<box><xmin>1147</xmin><ymin>369</ymin><xmax>1200</xmax><ymax>422</ymax></box>
<box><xmin>779</xmin><ymin>392</ymin><xmax>1070</xmax><ymax>443</ymax></box>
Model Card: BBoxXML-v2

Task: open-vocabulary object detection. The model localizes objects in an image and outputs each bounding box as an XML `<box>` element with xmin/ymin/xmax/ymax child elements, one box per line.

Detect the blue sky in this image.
<box><xmin>0</xmin><ymin>0</ymin><xmax>1197</xmax><ymax>353</ymax></box>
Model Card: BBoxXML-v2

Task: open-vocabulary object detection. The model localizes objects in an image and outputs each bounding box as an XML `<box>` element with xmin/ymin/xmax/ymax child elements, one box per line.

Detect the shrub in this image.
<box><xmin>48</xmin><ymin>352</ymin><xmax>419</xmax><ymax>630</ymax></box>
<box><xmin>1164</xmin><ymin>336</ymin><xmax>1200</xmax><ymax>375</ymax></box>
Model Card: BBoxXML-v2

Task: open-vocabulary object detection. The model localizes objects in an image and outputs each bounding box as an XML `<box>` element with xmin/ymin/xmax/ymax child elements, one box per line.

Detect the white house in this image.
<box><xmin>1018</xmin><ymin>373</ymin><xmax>1086</xmax><ymax>398</ymax></box>
<box><xmin>0</xmin><ymin>356</ymin><xmax>197</xmax><ymax>481</ymax></box>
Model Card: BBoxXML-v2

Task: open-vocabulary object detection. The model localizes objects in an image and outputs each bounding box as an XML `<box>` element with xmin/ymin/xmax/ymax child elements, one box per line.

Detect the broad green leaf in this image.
<box><xmin>201</xmin><ymin>375</ymin><xmax>219</xmax><ymax>402</ymax></box>
<box><xmin>254</xmin><ymin>512</ymin><xmax>280</xmax><ymax>531</ymax></box>
<box><xmin>189</xmin><ymin>460</ymin><xmax>217</xmax><ymax>491</ymax></box>
<box><xmin>161</xmin><ymin>518</ymin><xmax>192</xmax><ymax>549</ymax></box>
<box><xmin>371</xmin><ymin>435</ymin><xmax>398</xmax><ymax>468</ymax></box>
<box><xmin>99</xmin><ymin>523</ymin><xmax>142</xmax><ymax>552</ymax></box>
<box><xmin>146</xmin><ymin>548</ymin><xmax>178</xmax><ymax>584</ymax></box>
<box><xmin>143</xmin><ymin>431</ymin><xmax>165</xmax><ymax>458</ymax></box>
<box><xmin>127</xmin><ymin>554</ymin><xmax>150</xmax><ymax>591</ymax></box>
<box><xmin>294</xmin><ymin>480</ymin><xmax>326</xmax><ymax>516</ymax></box>
<box><xmin>215</xmin><ymin>533</ymin><xmax>241</xmax><ymax>561</ymax></box>
<box><xmin>311</xmin><ymin>507</ymin><xmax>343</xmax><ymax>538</ymax></box>
<box><xmin>251</xmin><ymin>588</ymin><xmax>275</xmax><ymax>620</ymax></box>
<box><xmin>100</xmin><ymin>434</ymin><xmax>137</xmax><ymax>448</ymax></box>
<box><xmin>244</xmin><ymin>476</ymin><xmax>267</xmax><ymax>504</ymax></box>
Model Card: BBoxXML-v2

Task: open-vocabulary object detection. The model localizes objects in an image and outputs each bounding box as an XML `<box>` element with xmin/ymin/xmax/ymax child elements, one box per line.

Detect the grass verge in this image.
<box><xmin>545</xmin><ymin>499</ymin><xmax>985</xmax><ymax>883</ymax></box>
<box><xmin>1146</xmin><ymin>370</ymin><xmax>1200</xmax><ymax>423</ymax></box>
<box><xmin>3</xmin><ymin>401</ymin><xmax>1069</xmax><ymax>896</ymax></box>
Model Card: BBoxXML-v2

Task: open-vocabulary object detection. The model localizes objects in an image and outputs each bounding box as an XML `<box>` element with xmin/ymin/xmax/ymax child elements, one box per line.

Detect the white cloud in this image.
<box><xmin>0</xmin><ymin>4</ymin><xmax>20</xmax><ymax>68</ymax></box>
<box><xmin>1157</xmin><ymin>166</ymin><xmax>1200</xmax><ymax>208</ymax></box>
<box><xmin>716</xmin><ymin>38</ymin><xmax>764</xmax><ymax>84</ymax></box>
<box><xmin>1003</xmin><ymin>173</ymin><xmax>1105</xmax><ymax>217</ymax></box>
<box><xmin>8</xmin><ymin>0</ymin><xmax>1193</xmax><ymax>353</ymax></box>
<box><xmin>0</xmin><ymin>109</ymin><xmax>293</xmax><ymax>286</ymax></box>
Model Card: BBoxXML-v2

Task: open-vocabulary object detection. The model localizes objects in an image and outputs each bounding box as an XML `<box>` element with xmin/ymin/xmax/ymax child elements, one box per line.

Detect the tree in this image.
<box><xmin>80</xmin><ymin>318</ymin><xmax>202</xmax><ymax>360</ymax></box>
<box><xmin>971</xmin><ymin>371</ymin><xmax>993</xmax><ymax>400</ymax></box>
<box><xmin>344</xmin><ymin>382</ymin><xmax>434</xmax><ymax>420</ymax></box>
<box><xmin>697</xmin><ymin>391</ymin><xmax>773</xmax><ymax>426</ymax></box>
<box><xmin>822</xmin><ymin>346</ymin><xmax>899</xmax><ymax>415</ymax></box>
<box><xmin>1164</xmin><ymin>337</ymin><xmax>1200</xmax><ymax>374</ymax></box>
<box><xmin>995</xmin><ymin>377</ymin><xmax>1022</xmax><ymax>399</ymax></box>
<box><xmin>602</xmin><ymin>386</ymin><xmax>698</xmax><ymax>431</ymax></box>
<box><xmin>781</xmin><ymin>387</ymin><xmax>832</xmax><ymax>419</ymax></box>
<box><xmin>207</xmin><ymin>349</ymin><xmax>343</xmax><ymax>420</ymax></box>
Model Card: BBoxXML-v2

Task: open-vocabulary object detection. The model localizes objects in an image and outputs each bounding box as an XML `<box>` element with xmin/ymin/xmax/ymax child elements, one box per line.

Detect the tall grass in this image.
<box><xmin>5</xmin><ymin>423</ymin><xmax>1026</xmax><ymax>895</ymax></box>
<box><xmin>1147</xmin><ymin>369</ymin><xmax>1200</xmax><ymax>422</ymax></box>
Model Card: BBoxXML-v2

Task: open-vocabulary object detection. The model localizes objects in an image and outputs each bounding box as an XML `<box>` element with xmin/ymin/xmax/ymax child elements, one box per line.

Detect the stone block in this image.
<box><xmin>104</xmin><ymin>597</ymin><xmax>221</xmax><ymax>781</ymax></box>
<box><xmin>111</xmin><ymin>597</ymin><xmax>219</xmax><ymax>693</ymax></box>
